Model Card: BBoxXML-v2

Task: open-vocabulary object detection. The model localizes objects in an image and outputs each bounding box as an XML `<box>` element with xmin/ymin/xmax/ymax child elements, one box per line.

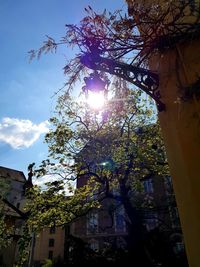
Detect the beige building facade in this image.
<box><xmin>33</xmin><ymin>227</ymin><xmax>65</xmax><ymax>266</ymax></box>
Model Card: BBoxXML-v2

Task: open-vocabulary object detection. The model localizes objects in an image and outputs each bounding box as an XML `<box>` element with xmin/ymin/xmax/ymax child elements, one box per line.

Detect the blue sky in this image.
<box><xmin>0</xmin><ymin>0</ymin><xmax>125</xmax><ymax>177</ymax></box>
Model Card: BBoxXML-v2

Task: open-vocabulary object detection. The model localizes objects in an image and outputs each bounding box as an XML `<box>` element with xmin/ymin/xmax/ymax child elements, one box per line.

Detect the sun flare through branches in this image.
<box><xmin>86</xmin><ymin>92</ymin><xmax>105</xmax><ymax>110</ymax></box>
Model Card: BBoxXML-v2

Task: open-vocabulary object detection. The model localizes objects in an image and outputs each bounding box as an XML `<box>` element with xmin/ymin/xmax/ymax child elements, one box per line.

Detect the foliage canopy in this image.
<box><xmin>5</xmin><ymin>1</ymin><xmax>199</xmax><ymax>265</ymax></box>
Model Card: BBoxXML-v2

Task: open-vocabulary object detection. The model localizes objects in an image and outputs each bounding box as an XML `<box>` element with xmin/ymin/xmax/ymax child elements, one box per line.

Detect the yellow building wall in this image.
<box><xmin>33</xmin><ymin>227</ymin><xmax>65</xmax><ymax>262</ymax></box>
<box><xmin>126</xmin><ymin>1</ymin><xmax>200</xmax><ymax>266</ymax></box>
<box><xmin>155</xmin><ymin>39</ymin><xmax>200</xmax><ymax>267</ymax></box>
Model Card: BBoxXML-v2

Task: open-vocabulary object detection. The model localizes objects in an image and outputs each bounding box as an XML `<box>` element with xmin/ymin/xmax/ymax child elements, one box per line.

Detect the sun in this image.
<box><xmin>86</xmin><ymin>92</ymin><xmax>105</xmax><ymax>110</ymax></box>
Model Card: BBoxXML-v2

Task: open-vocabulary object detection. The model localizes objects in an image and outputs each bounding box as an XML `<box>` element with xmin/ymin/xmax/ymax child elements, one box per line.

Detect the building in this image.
<box><xmin>0</xmin><ymin>166</ymin><xmax>28</xmax><ymax>267</ymax></box>
<box><xmin>72</xmin><ymin>173</ymin><xmax>184</xmax><ymax>256</ymax></box>
<box><xmin>124</xmin><ymin>1</ymin><xmax>200</xmax><ymax>266</ymax></box>
<box><xmin>71</xmin><ymin>175</ymin><xmax>127</xmax><ymax>252</ymax></box>
<box><xmin>33</xmin><ymin>226</ymin><xmax>66</xmax><ymax>266</ymax></box>
<box><xmin>31</xmin><ymin>174</ymin><xmax>185</xmax><ymax>266</ymax></box>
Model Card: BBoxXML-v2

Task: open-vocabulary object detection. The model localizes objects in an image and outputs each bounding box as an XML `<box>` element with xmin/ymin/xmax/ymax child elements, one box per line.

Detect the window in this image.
<box><xmin>174</xmin><ymin>242</ymin><xmax>184</xmax><ymax>254</ymax></box>
<box><xmin>90</xmin><ymin>239</ymin><xmax>99</xmax><ymax>251</ymax></box>
<box><xmin>114</xmin><ymin>206</ymin><xmax>126</xmax><ymax>232</ymax></box>
<box><xmin>170</xmin><ymin>207</ymin><xmax>180</xmax><ymax>228</ymax></box>
<box><xmin>49</xmin><ymin>238</ymin><xmax>54</xmax><ymax>247</ymax></box>
<box><xmin>164</xmin><ymin>176</ymin><xmax>173</xmax><ymax>192</ymax></box>
<box><xmin>143</xmin><ymin>179</ymin><xmax>154</xmax><ymax>193</ymax></box>
<box><xmin>49</xmin><ymin>227</ymin><xmax>56</xmax><ymax>234</ymax></box>
<box><xmin>48</xmin><ymin>251</ymin><xmax>53</xmax><ymax>260</ymax></box>
<box><xmin>112</xmin><ymin>186</ymin><xmax>120</xmax><ymax>197</ymax></box>
<box><xmin>144</xmin><ymin>212</ymin><xmax>158</xmax><ymax>231</ymax></box>
<box><xmin>87</xmin><ymin>211</ymin><xmax>98</xmax><ymax>234</ymax></box>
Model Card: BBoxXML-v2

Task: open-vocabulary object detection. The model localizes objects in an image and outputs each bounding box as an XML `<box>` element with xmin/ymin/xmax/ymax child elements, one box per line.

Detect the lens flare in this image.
<box><xmin>87</xmin><ymin>92</ymin><xmax>105</xmax><ymax>109</ymax></box>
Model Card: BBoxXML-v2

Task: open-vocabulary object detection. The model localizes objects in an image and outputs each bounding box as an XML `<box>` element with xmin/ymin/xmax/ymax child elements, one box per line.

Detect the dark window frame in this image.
<box><xmin>49</xmin><ymin>238</ymin><xmax>55</xmax><ymax>247</ymax></box>
<box><xmin>49</xmin><ymin>227</ymin><xmax>56</xmax><ymax>234</ymax></box>
<box><xmin>48</xmin><ymin>250</ymin><xmax>53</xmax><ymax>259</ymax></box>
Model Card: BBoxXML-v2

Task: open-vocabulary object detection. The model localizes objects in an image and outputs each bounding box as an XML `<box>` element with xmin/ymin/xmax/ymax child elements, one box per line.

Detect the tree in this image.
<box><xmin>25</xmin><ymin>3</ymin><xmax>197</xmax><ymax>266</ymax></box>
<box><xmin>24</xmin><ymin>78</ymin><xmax>172</xmax><ymax>266</ymax></box>
<box><xmin>29</xmin><ymin>2</ymin><xmax>200</xmax><ymax>106</ymax></box>
<box><xmin>0</xmin><ymin>176</ymin><xmax>13</xmax><ymax>250</ymax></box>
<box><xmin>0</xmin><ymin>208</ymin><xmax>13</xmax><ymax>251</ymax></box>
<box><xmin>0</xmin><ymin>170</ymin><xmax>31</xmax><ymax>266</ymax></box>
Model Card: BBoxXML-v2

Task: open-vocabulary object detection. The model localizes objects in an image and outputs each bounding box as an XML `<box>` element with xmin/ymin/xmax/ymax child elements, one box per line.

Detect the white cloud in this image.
<box><xmin>33</xmin><ymin>174</ymin><xmax>56</xmax><ymax>187</ymax></box>
<box><xmin>33</xmin><ymin>174</ymin><xmax>75</xmax><ymax>196</ymax></box>
<box><xmin>0</xmin><ymin>117</ymin><xmax>49</xmax><ymax>149</ymax></box>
